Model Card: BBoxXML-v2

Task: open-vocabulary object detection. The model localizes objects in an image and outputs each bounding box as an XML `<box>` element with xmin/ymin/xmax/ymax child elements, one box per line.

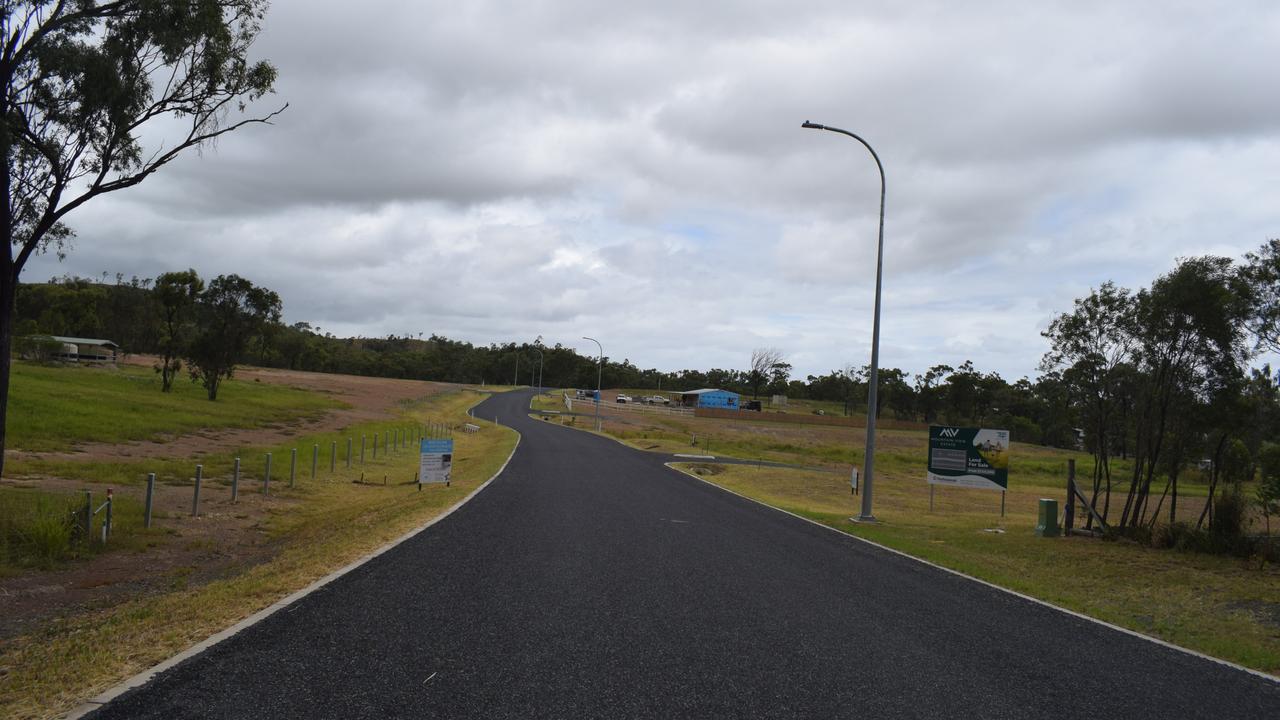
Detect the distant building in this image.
<box><xmin>48</xmin><ymin>336</ymin><xmax>120</xmax><ymax>364</ymax></box>
<box><xmin>673</xmin><ymin>388</ymin><xmax>741</xmax><ymax>410</ymax></box>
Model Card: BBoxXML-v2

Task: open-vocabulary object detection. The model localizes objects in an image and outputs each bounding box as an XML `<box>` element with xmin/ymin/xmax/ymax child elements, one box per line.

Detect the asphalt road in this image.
<box><xmin>88</xmin><ymin>389</ymin><xmax>1280</xmax><ymax>718</ymax></box>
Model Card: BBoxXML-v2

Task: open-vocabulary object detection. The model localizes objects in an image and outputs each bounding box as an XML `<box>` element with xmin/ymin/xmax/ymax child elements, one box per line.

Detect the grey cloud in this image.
<box><xmin>24</xmin><ymin>0</ymin><xmax>1280</xmax><ymax>381</ymax></box>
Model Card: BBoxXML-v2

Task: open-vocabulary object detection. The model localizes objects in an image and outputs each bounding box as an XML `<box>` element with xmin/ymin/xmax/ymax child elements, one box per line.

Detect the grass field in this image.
<box><xmin>6</xmin><ymin>362</ymin><xmax>338</xmax><ymax>451</ymax></box>
<box><xmin>0</xmin><ymin>382</ymin><xmax>518</xmax><ymax>720</ymax></box>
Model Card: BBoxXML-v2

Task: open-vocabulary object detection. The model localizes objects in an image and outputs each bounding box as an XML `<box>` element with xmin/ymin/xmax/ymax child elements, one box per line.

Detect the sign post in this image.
<box><xmin>927</xmin><ymin>426</ymin><xmax>1009</xmax><ymax>513</ymax></box>
<box><xmin>419</xmin><ymin>437</ymin><xmax>454</xmax><ymax>488</ymax></box>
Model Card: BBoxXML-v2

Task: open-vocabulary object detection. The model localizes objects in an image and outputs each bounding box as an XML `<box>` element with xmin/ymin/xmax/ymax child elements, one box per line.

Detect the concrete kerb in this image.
<box><xmin>66</xmin><ymin>430</ymin><xmax>523</xmax><ymax>719</ymax></box>
<box><xmin>662</xmin><ymin>461</ymin><xmax>1280</xmax><ymax>687</ymax></box>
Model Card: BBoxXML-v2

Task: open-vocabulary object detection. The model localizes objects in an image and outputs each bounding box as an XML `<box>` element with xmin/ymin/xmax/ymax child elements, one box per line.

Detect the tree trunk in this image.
<box><xmin>1148</xmin><ymin>476</ymin><xmax>1172</xmax><ymax>530</ymax></box>
<box><xmin>1</xmin><ymin>140</ymin><xmax>14</xmax><ymax>482</ymax></box>
<box><xmin>1196</xmin><ymin>433</ymin><xmax>1228</xmax><ymax>531</ymax></box>
<box><xmin>1086</xmin><ymin>456</ymin><xmax>1101</xmax><ymax>530</ymax></box>
<box><xmin>1102</xmin><ymin>453</ymin><xmax>1114</xmax><ymax>523</ymax></box>
<box><xmin>0</xmin><ymin>263</ymin><xmax>14</xmax><ymax>482</ymax></box>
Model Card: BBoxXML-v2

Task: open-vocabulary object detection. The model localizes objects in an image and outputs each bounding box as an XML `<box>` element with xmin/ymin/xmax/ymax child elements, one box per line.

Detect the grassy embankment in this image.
<box><xmin>0</xmin><ymin>364</ymin><xmax>518</xmax><ymax>720</ymax></box>
<box><xmin>2</xmin><ymin>362</ymin><xmax>338</xmax><ymax>573</ymax></box>
<box><xmin>574</xmin><ymin>401</ymin><xmax>1280</xmax><ymax>675</ymax></box>
<box><xmin>7</xmin><ymin>362</ymin><xmax>336</xmax><ymax>451</ymax></box>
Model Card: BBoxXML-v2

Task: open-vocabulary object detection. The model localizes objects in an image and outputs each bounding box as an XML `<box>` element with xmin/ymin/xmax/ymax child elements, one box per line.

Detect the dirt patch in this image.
<box><xmin>0</xmin><ymin>362</ymin><xmax>443</xmax><ymax>642</ymax></box>
<box><xmin>686</xmin><ymin>463</ymin><xmax>726</xmax><ymax>477</ymax></box>
<box><xmin>11</xmin><ymin>355</ymin><xmax>450</xmax><ymax>464</ymax></box>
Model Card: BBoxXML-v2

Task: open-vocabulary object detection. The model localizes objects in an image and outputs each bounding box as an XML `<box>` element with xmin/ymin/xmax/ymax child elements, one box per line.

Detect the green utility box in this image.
<box><xmin>1035</xmin><ymin>498</ymin><xmax>1060</xmax><ymax>537</ymax></box>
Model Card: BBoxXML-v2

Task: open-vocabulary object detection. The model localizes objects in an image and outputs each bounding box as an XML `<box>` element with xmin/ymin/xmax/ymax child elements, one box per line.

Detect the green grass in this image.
<box><xmin>0</xmin><ymin>487</ymin><xmax>156</xmax><ymax>576</ymax></box>
<box><xmin>529</xmin><ymin>390</ymin><xmax>565</xmax><ymax>412</ymax></box>
<box><xmin>0</xmin><ymin>488</ymin><xmax>77</xmax><ymax>571</ymax></box>
<box><xmin>6</xmin><ymin>362</ymin><xmax>339</xmax><ymax>452</ymax></box>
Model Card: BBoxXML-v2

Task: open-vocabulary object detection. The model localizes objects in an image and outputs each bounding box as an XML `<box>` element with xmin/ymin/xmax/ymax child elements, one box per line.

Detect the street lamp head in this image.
<box><xmin>801</xmin><ymin>121</ymin><xmax>826</xmax><ymax>130</ymax></box>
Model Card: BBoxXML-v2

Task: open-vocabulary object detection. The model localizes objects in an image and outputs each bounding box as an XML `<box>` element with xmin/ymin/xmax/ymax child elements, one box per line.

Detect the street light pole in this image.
<box><xmin>534</xmin><ymin>347</ymin><xmax>544</xmax><ymax>393</ymax></box>
<box><xmin>582</xmin><ymin>336</ymin><xmax>602</xmax><ymax>431</ymax></box>
<box><xmin>802</xmin><ymin>120</ymin><xmax>885</xmax><ymax>523</ymax></box>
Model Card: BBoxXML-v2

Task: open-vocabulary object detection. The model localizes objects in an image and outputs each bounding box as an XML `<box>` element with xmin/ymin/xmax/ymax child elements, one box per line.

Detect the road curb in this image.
<box><xmin>663</xmin><ymin>461</ymin><xmax>1280</xmax><ymax>686</ymax></box>
<box><xmin>66</xmin><ymin>428</ymin><xmax>523</xmax><ymax>719</ymax></box>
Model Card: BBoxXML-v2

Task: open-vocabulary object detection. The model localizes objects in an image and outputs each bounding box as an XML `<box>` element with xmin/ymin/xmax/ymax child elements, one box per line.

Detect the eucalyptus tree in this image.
<box><xmin>1120</xmin><ymin>257</ymin><xmax>1254</xmax><ymax>531</ymax></box>
<box><xmin>1243</xmin><ymin>239</ymin><xmax>1280</xmax><ymax>352</ymax></box>
<box><xmin>1041</xmin><ymin>281</ymin><xmax>1136</xmax><ymax>526</ymax></box>
<box><xmin>185</xmin><ymin>274</ymin><xmax>280</xmax><ymax>400</ymax></box>
<box><xmin>748</xmin><ymin>347</ymin><xmax>785</xmax><ymax>399</ymax></box>
<box><xmin>1</xmin><ymin>1</ymin><xmax>281</xmax><ymax>474</ymax></box>
<box><xmin>153</xmin><ymin>269</ymin><xmax>203</xmax><ymax>391</ymax></box>
<box><xmin>913</xmin><ymin>364</ymin><xmax>952</xmax><ymax>424</ymax></box>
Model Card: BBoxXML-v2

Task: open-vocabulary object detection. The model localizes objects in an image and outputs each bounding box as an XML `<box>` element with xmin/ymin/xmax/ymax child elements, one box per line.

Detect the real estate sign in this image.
<box><xmin>419</xmin><ymin>438</ymin><xmax>454</xmax><ymax>485</ymax></box>
<box><xmin>927</xmin><ymin>426</ymin><xmax>1009</xmax><ymax>491</ymax></box>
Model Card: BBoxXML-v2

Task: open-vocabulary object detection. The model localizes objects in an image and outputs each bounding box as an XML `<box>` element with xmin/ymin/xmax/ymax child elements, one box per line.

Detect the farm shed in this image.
<box><xmin>49</xmin><ymin>336</ymin><xmax>120</xmax><ymax>364</ymax></box>
<box><xmin>673</xmin><ymin>388</ymin><xmax>741</xmax><ymax>410</ymax></box>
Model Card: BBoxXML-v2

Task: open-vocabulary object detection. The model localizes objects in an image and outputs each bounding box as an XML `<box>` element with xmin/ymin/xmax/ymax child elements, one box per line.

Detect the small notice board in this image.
<box><xmin>420</xmin><ymin>438</ymin><xmax>454</xmax><ymax>485</ymax></box>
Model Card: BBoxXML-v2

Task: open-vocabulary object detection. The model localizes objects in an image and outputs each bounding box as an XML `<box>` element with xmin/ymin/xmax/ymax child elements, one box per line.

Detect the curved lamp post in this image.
<box><xmin>802</xmin><ymin>120</ymin><xmax>884</xmax><ymax>523</ymax></box>
<box><xmin>582</xmin><ymin>336</ymin><xmax>602</xmax><ymax>431</ymax></box>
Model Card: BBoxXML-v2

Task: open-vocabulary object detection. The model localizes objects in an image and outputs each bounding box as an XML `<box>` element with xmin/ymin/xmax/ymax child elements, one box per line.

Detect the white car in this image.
<box><xmin>616</xmin><ymin>394</ymin><xmax>631</xmax><ymax>403</ymax></box>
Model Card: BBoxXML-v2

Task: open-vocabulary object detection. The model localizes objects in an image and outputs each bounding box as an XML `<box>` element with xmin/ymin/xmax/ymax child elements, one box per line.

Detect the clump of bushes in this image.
<box><xmin>12</xmin><ymin>334</ymin><xmax>70</xmax><ymax>363</ymax></box>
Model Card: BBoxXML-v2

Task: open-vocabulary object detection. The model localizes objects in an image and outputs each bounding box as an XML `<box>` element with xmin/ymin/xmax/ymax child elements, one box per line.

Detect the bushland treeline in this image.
<box><xmin>13</xmin><ymin>272</ymin><xmax>1073</xmax><ymax>441</ymax></box>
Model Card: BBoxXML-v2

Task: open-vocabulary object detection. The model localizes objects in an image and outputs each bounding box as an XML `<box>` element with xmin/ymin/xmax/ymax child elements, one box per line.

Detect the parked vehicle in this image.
<box><xmin>743</xmin><ymin>400</ymin><xmax>762</xmax><ymax>411</ymax></box>
<box><xmin>616</xmin><ymin>394</ymin><xmax>631</xmax><ymax>403</ymax></box>
<box><xmin>650</xmin><ymin>395</ymin><xmax>670</xmax><ymax>405</ymax></box>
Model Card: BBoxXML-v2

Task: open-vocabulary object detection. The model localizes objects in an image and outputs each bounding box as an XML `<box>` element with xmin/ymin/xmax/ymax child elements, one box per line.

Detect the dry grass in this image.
<box><xmin>0</xmin><ymin>390</ymin><xmax>518</xmax><ymax>720</ymax></box>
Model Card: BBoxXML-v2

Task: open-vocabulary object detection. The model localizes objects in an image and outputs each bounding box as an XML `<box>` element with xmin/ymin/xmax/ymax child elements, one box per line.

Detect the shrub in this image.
<box><xmin>0</xmin><ymin>491</ymin><xmax>80</xmax><ymax>570</ymax></box>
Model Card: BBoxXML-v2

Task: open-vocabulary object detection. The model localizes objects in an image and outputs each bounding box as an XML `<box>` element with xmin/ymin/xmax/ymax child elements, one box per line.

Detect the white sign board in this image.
<box><xmin>419</xmin><ymin>438</ymin><xmax>454</xmax><ymax>485</ymax></box>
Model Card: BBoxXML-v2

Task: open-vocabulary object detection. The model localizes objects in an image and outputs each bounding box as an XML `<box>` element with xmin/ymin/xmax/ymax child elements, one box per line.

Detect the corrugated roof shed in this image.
<box><xmin>49</xmin><ymin>336</ymin><xmax>120</xmax><ymax>348</ymax></box>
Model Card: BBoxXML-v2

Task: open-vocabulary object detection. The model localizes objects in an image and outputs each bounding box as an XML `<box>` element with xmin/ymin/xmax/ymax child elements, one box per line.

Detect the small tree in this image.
<box><xmin>1257</xmin><ymin>442</ymin><xmax>1280</xmax><ymax>541</ymax></box>
<box><xmin>186</xmin><ymin>274</ymin><xmax>280</xmax><ymax>400</ymax></box>
<box><xmin>153</xmin><ymin>269</ymin><xmax>203</xmax><ymax>391</ymax></box>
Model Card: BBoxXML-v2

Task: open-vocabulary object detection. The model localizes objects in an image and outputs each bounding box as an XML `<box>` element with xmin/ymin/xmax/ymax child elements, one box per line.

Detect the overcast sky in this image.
<box><xmin>24</xmin><ymin>0</ymin><xmax>1280</xmax><ymax>381</ymax></box>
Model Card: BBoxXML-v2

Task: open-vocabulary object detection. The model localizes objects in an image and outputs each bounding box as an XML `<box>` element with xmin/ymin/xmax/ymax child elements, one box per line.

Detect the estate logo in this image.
<box><xmin>940</xmin><ymin>427</ymin><xmax>960</xmax><ymax>438</ymax></box>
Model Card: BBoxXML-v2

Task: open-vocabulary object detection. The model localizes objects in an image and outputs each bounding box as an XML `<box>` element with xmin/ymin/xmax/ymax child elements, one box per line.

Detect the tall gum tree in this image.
<box><xmin>1</xmin><ymin>1</ymin><xmax>282</xmax><ymax>478</ymax></box>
